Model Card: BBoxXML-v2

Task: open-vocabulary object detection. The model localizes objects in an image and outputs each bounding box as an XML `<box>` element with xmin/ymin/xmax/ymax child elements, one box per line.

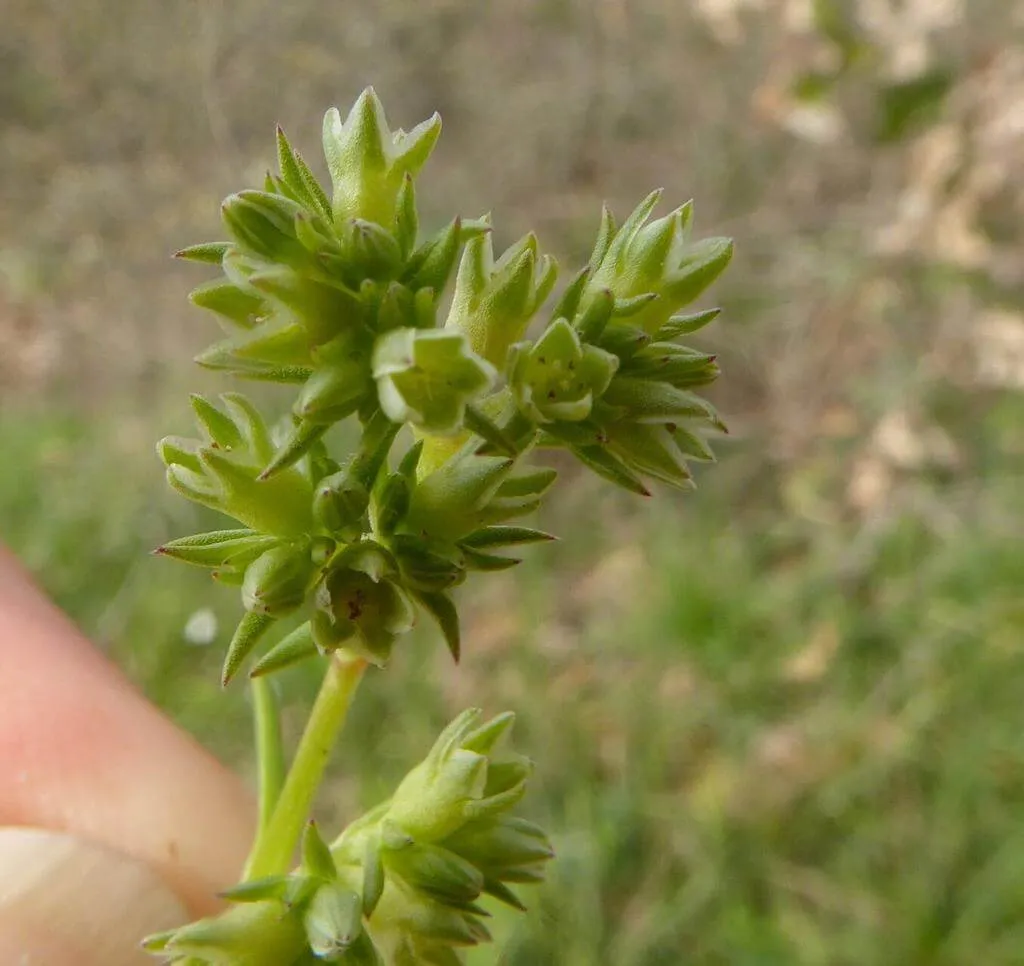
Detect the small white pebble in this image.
<box><xmin>183</xmin><ymin>608</ymin><xmax>218</xmax><ymax>646</ymax></box>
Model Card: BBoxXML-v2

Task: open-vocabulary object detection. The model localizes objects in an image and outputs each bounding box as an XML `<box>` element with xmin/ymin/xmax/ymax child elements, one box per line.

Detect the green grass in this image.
<box><xmin>3</xmin><ymin>399</ymin><xmax>1023</xmax><ymax>965</ymax></box>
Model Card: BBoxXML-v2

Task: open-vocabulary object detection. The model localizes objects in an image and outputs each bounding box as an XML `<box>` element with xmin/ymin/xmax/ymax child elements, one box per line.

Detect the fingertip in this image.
<box><xmin>0</xmin><ymin>827</ymin><xmax>189</xmax><ymax>966</ymax></box>
<box><xmin>0</xmin><ymin>548</ymin><xmax>255</xmax><ymax>914</ymax></box>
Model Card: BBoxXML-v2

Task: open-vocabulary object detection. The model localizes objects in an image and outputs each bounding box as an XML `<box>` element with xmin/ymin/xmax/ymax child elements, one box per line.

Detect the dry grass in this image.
<box><xmin>5</xmin><ymin>2</ymin><xmax>1021</xmax><ymax>442</ymax></box>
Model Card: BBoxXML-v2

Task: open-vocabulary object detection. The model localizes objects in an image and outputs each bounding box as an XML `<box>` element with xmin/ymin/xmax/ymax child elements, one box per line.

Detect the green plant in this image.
<box><xmin>146</xmin><ymin>88</ymin><xmax>732</xmax><ymax>964</ymax></box>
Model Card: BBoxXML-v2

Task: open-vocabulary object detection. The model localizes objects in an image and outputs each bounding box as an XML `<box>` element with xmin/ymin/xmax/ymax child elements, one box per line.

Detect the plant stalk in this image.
<box><xmin>243</xmin><ymin>653</ymin><xmax>367</xmax><ymax>880</ymax></box>
<box><xmin>251</xmin><ymin>676</ymin><xmax>285</xmax><ymax>834</ymax></box>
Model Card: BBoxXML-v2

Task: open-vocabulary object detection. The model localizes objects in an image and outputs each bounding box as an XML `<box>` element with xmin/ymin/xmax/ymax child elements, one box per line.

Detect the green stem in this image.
<box><xmin>251</xmin><ymin>676</ymin><xmax>285</xmax><ymax>834</ymax></box>
<box><xmin>243</xmin><ymin>653</ymin><xmax>367</xmax><ymax>880</ymax></box>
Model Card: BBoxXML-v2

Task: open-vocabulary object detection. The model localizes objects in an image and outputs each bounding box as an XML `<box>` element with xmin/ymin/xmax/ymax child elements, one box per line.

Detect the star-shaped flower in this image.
<box><xmin>372</xmin><ymin>328</ymin><xmax>496</xmax><ymax>435</ymax></box>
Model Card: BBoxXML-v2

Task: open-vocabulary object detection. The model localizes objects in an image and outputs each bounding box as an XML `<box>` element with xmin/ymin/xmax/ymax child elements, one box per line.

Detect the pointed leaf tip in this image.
<box><xmin>221</xmin><ymin>611</ymin><xmax>274</xmax><ymax>686</ymax></box>
<box><xmin>414</xmin><ymin>590</ymin><xmax>461</xmax><ymax>663</ymax></box>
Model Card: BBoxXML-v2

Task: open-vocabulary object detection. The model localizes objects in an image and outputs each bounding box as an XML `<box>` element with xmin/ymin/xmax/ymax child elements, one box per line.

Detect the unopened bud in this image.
<box><xmin>445</xmin><ymin>231</ymin><xmax>557</xmax><ymax>368</ymax></box>
<box><xmin>322</xmin><ymin>88</ymin><xmax>441</xmax><ymax>228</ymax></box>
<box><xmin>303</xmin><ymin>883</ymin><xmax>364</xmax><ymax>959</ymax></box>
<box><xmin>222</xmin><ymin>191</ymin><xmax>309</xmax><ymax>266</ymax></box>
<box><xmin>381</xmin><ymin>840</ymin><xmax>483</xmax><ymax>905</ymax></box>
<box><xmin>241</xmin><ymin>544</ymin><xmax>312</xmax><ymax>617</ymax></box>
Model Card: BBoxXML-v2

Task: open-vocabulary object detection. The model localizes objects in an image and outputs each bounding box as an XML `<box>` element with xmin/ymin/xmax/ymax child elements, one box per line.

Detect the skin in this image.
<box><xmin>0</xmin><ymin>546</ymin><xmax>256</xmax><ymax>962</ymax></box>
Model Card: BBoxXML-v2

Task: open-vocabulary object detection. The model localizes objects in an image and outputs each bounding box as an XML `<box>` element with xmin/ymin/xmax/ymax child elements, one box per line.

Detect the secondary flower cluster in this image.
<box><xmin>158</xmin><ymin>88</ymin><xmax>732</xmax><ymax>689</ymax></box>
<box><xmin>146</xmin><ymin>711</ymin><xmax>552</xmax><ymax>965</ymax></box>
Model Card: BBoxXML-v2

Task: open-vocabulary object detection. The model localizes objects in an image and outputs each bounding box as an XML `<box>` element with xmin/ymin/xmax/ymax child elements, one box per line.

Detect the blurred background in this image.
<box><xmin>3</xmin><ymin>0</ymin><xmax>1024</xmax><ymax>962</ymax></box>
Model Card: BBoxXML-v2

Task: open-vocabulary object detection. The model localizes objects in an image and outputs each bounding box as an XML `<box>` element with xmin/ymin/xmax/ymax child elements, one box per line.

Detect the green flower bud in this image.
<box><xmin>441</xmin><ymin>815</ymin><xmax>554</xmax><ymax>883</ymax></box>
<box><xmin>388</xmin><ymin>534</ymin><xmax>465</xmax><ymax>593</ymax></box>
<box><xmin>582</xmin><ymin>191</ymin><xmax>733</xmax><ymax>334</ymax></box>
<box><xmin>404</xmin><ymin>443</ymin><xmax>515</xmax><ymax>541</ymax></box>
<box><xmin>315</xmin><ymin>471</ymin><xmax>371</xmax><ymax>536</ymax></box>
<box><xmin>322</xmin><ymin>88</ymin><xmax>441</xmax><ymax>228</ymax></box>
<box><xmin>602</xmin><ymin>377</ymin><xmax>722</xmax><ymax>427</ymax></box>
<box><xmin>242</xmin><ymin>543</ymin><xmax>314</xmax><ymax>617</ymax></box>
<box><xmin>376</xmin><ymin>280</ymin><xmax>428</xmax><ymax>334</ymax></box>
<box><xmin>372</xmin><ymin>328</ymin><xmax>496</xmax><ymax>435</ymax></box>
<box><xmin>565</xmin><ymin>441</ymin><xmax>650</xmax><ymax>496</ymax></box>
<box><xmin>388</xmin><ymin>757</ymin><xmax>486</xmax><ymax>845</ymax></box>
<box><xmin>603</xmin><ymin>422</ymin><xmax>695</xmax><ymax>490</ymax></box>
<box><xmin>595</xmin><ymin>322</ymin><xmax>651</xmax><ymax>361</ymax></box>
<box><xmin>572</xmin><ymin>285</ymin><xmax>615</xmax><ymax>343</ymax></box>
<box><xmin>381</xmin><ymin>840</ymin><xmax>484</xmax><ymax>905</ymax></box>
<box><xmin>662</xmin><ymin>236</ymin><xmax>734</xmax><ymax>316</ymax></box>
<box><xmin>444</xmin><ymin>230</ymin><xmax>557</xmax><ymax>368</ymax></box>
<box><xmin>343</xmin><ymin>218</ymin><xmax>404</xmax><ymax>282</ymax></box>
<box><xmin>289</xmin><ymin>205</ymin><xmax>338</xmax><ymax>254</ymax></box>
<box><xmin>401</xmin><ymin>218</ymin><xmax>461</xmax><ymax>294</ymax></box>
<box><xmin>508</xmin><ymin>318</ymin><xmax>619</xmax><ymax>423</ymax></box>
<box><xmin>247</xmin><ymin>267</ymin><xmax>364</xmax><ymax>348</ymax></box>
<box><xmin>403</xmin><ymin>446</ymin><xmax>555</xmax><ymax>546</ymax></box>
<box><xmin>222</xmin><ymin>190</ymin><xmax>310</xmax><ymax>267</ymax></box>
<box><xmin>621</xmin><ymin>341</ymin><xmax>719</xmax><ymax>388</ymax></box>
<box><xmin>313</xmin><ymin>561</ymin><xmax>415</xmax><ymax>667</ymax></box>
<box><xmin>385</xmin><ymin>709</ymin><xmax>525</xmax><ymax>843</ymax></box>
<box><xmin>294</xmin><ymin>336</ymin><xmax>375</xmax><ymax>425</ymax></box>
<box><xmin>371</xmin><ymin>471</ymin><xmax>412</xmax><ymax>540</ymax></box>
<box><xmin>146</xmin><ymin>901</ymin><xmax>307</xmax><ymax>963</ymax></box>
<box><xmin>370</xmin><ymin>883</ymin><xmax>491</xmax><ymax>954</ymax></box>
<box><xmin>303</xmin><ymin>883</ymin><xmax>364</xmax><ymax>959</ymax></box>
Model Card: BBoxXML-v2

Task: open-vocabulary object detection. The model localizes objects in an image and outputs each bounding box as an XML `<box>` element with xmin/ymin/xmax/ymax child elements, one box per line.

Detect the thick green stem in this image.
<box><xmin>243</xmin><ymin>653</ymin><xmax>367</xmax><ymax>880</ymax></box>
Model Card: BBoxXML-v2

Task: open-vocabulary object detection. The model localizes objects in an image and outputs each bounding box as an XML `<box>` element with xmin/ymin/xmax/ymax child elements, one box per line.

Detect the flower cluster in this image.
<box><xmin>146</xmin><ymin>711</ymin><xmax>552</xmax><ymax>965</ymax></box>
<box><xmin>159</xmin><ymin>89</ymin><xmax>731</xmax><ymax>687</ymax></box>
<box><xmin>152</xmin><ymin>87</ymin><xmax>732</xmax><ymax>964</ymax></box>
<box><xmin>507</xmin><ymin>191</ymin><xmax>731</xmax><ymax>494</ymax></box>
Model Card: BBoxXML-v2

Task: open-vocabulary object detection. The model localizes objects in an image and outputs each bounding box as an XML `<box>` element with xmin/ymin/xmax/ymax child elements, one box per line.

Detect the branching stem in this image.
<box><xmin>250</xmin><ymin>676</ymin><xmax>286</xmax><ymax>836</ymax></box>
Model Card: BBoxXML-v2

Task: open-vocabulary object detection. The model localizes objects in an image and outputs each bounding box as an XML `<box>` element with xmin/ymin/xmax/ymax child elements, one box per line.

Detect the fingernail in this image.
<box><xmin>0</xmin><ymin>827</ymin><xmax>189</xmax><ymax>965</ymax></box>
